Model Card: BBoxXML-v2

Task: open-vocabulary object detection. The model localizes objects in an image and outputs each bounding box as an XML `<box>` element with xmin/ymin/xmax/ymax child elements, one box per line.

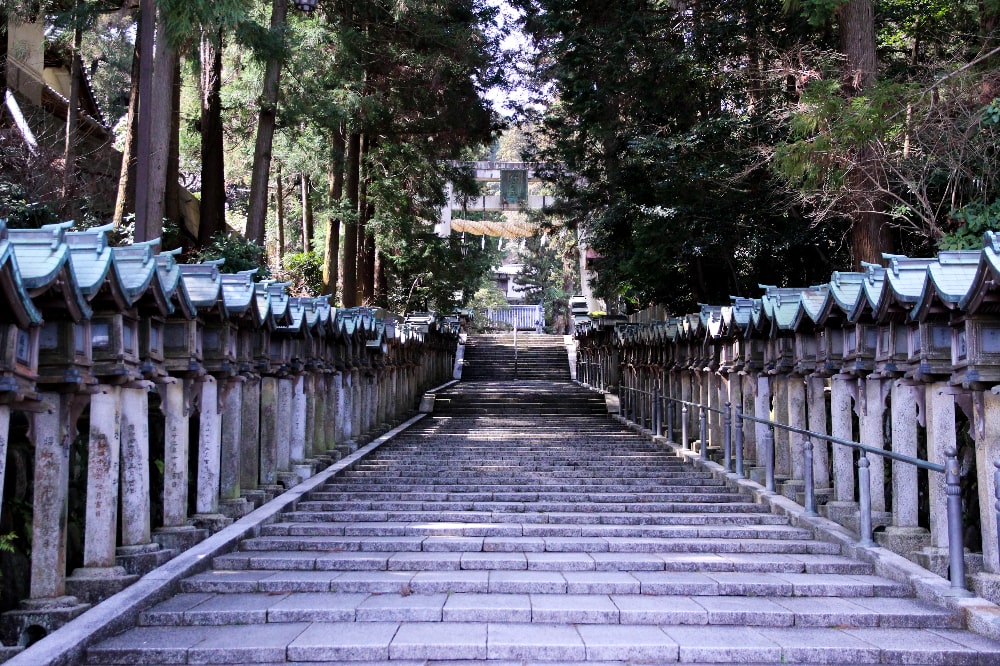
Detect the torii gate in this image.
<box><xmin>434</xmin><ymin>161</ymin><xmax>601</xmax><ymax>312</ymax></box>
<box><xmin>434</xmin><ymin>161</ymin><xmax>554</xmax><ymax>238</ymax></box>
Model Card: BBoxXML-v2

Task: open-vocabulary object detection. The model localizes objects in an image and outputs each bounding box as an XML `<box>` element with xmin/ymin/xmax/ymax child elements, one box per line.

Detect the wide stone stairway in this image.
<box><xmin>82</xmin><ymin>338</ymin><xmax>1000</xmax><ymax>664</ymax></box>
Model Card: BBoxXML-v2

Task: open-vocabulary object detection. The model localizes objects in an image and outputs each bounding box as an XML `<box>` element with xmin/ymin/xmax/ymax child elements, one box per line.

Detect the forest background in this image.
<box><xmin>0</xmin><ymin>0</ymin><xmax>998</xmax><ymax>318</ymax></box>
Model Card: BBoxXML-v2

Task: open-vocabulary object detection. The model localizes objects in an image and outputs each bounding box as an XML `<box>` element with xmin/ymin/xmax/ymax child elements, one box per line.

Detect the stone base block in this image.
<box><xmin>780</xmin><ymin>480</ymin><xmax>804</xmax><ymax>502</ymax></box>
<box><xmin>0</xmin><ymin>645</ymin><xmax>23</xmax><ymax>660</ymax></box>
<box><xmin>840</xmin><ymin>510</ymin><xmax>893</xmax><ymax>536</ymax></box>
<box><xmin>912</xmin><ymin>547</ymin><xmax>950</xmax><ymax>578</ymax></box>
<box><xmin>65</xmin><ymin>566</ymin><xmax>139</xmax><ymax>605</ymax></box>
<box><xmin>875</xmin><ymin>526</ymin><xmax>931</xmax><ymax>557</ymax></box>
<box><xmin>116</xmin><ymin>543</ymin><xmax>175</xmax><ymax>576</ymax></box>
<box><xmin>795</xmin><ymin>488</ymin><xmax>833</xmax><ymax>511</ymax></box>
<box><xmin>190</xmin><ymin>513</ymin><xmax>233</xmax><ymax>534</ymax></box>
<box><xmin>748</xmin><ymin>466</ymin><xmax>766</xmax><ymax>486</ymax></box>
<box><xmin>972</xmin><ymin>572</ymin><xmax>1000</xmax><ymax>605</ymax></box>
<box><xmin>820</xmin><ymin>500</ymin><xmax>859</xmax><ymax>526</ymax></box>
<box><xmin>240</xmin><ymin>489</ymin><xmax>272</xmax><ymax>508</ymax></box>
<box><xmin>220</xmin><ymin>497</ymin><xmax>253</xmax><ymax>521</ymax></box>
<box><xmin>292</xmin><ymin>463</ymin><xmax>314</xmax><ymax>484</ymax></box>
<box><xmin>0</xmin><ymin>596</ymin><xmax>90</xmax><ymax>646</ymax></box>
<box><xmin>153</xmin><ymin>526</ymin><xmax>209</xmax><ymax>554</ymax></box>
<box><xmin>277</xmin><ymin>471</ymin><xmax>300</xmax><ymax>489</ymax></box>
<box><xmin>260</xmin><ymin>484</ymin><xmax>284</xmax><ymax>498</ymax></box>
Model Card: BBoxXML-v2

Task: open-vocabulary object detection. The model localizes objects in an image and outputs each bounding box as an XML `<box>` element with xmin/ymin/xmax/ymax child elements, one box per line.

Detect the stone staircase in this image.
<box><xmin>461</xmin><ymin>333</ymin><xmax>570</xmax><ymax>381</ymax></box>
<box><xmin>82</xmin><ymin>379</ymin><xmax>1000</xmax><ymax>664</ymax></box>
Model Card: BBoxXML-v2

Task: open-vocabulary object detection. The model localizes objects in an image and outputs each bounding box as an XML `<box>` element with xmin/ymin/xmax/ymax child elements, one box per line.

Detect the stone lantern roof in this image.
<box><xmin>6</xmin><ymin>221</ymin><xmax>90</xmax><ymax>321</ymax></box>
<box><xmin>0</xmin><ymin>220</ymin><xmax>42</xmax><ymax>328</ymax></box>
<box><xmin>913</xmin><ymin>251</ymin><xmax>981</xmax><ymax>321</ymax></box>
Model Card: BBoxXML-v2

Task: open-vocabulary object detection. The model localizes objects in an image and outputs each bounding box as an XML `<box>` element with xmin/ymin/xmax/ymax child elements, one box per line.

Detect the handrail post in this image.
<box><xmin>803</xmin><ymin>435</ymin><xmax>817</xmax><ymax>516</ymax></box>
<box><xmin>640</xmin><ymin>377</ymin><xmax>647</xmax><ymax>428</ymax></box>
<box><xmin>681</xmin><ymin>403</ymin><xmax>689</xmax><ymax>450</ymax></box>
<box><xmin>723</xmin><ymin>401</ymin><xmax>732</xmax><ymax>472</ymax></box>
<box><xmin>666</xmin><ymin>398</ymin><xmax>674</xmax><ymax>442</ymax></box>
<box><xmin>653</xmin><ymin>384</ymin><xmax>662</xmax><ymax>438</ymax></box>
<box><xmin>734</xmin><ymin>409</ymin><xmax>744</xmax><ymax>478</ymax></box>
<box><xmin>945</xmin><ymin>448</ymin><xmax>968</xmax><ymax>592</ymax></box>
<box><xmin>995</xmin><ymin>459</ymin><xmax>1000</xmax><ymax>575</ymax></box>
<box><xmin>700</xmin><ymin>406</ymin><xmax>708</xmax><ymax>461</ymax></box>
<box><xmin>858</xmin><ymin>452</ymin><xmax>874</xmax><ymax>547</ymax></box>
<box><xmin>764</xmin><ymin>424</ymin><xmax>775</xmax><ymax>491</ymax></box>
<box><xmin>513</xmin><ymin>326</ymin><xmax>518</xmax><ymax>380</ymax></box>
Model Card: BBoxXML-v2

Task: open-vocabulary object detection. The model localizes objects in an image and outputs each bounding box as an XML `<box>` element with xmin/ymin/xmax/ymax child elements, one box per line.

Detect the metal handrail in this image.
<box><xmin>613</xmin><ymin>379</ymin><xmax>971</xmax><ymax>593</ymax></box>
<box><xmin>513</xmin><ymin>327</ymin><xmax>518</xmax><ymax>380</ymax></box>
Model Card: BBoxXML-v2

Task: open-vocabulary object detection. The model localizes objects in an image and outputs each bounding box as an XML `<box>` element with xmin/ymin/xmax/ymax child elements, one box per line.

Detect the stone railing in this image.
<box><xmin>0</xmin><ymin>221</ymin><xmax>458</xmax><ymax>647</ymax></box>
<box><xmin>575</xmin><ymin>233</ymin><xmax>1000</xmax><ymax>604</ymax></box>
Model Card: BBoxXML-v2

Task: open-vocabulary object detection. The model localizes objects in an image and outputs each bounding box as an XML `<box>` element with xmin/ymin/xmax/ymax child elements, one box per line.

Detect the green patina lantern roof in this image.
<box><xmin>0</xmin><ymin>219</ymin><xmax>42</xmax><ymax>327</ymax></box>
<box><xmin>960</xmin><ymin>232</ymin><xmax>1000</xmax><ymax>314</ymax></box>
<box><xmin>155</xmin><ymin>248</ymin><xmax>195</xmax><ymax>318</ymax></box>
<box><xmin>913</xmin><ymin>250</ymin><xmax>981</xmax><ymax>322</ymax></box>
<box><xmin>179</xmin><ymin>260</ymin><xmax>226</xmax><ymax>314</ymax></box>
<box><xmin>850</xmin><ymin>263</ymin><xmax>886</xmax><ymax>323</ymax></box>
<box><xmin>65</xmin><ymin>223</ymin><xmax>119</xmax><ymax>304</ymax></box>
<box><xmin>111</xmin><ymin>239</ymin><xmax>168</xmax><ymax>312</ymax></box>
<box><xmin>7</xmin><ymin>220</ymin><xmax>91</xmax><ymax>321</ymax></box>
<box><xmin>760</xmin><ymin>286</ymin><xmax>803</xmax><ymax>333</ymax></box>
<box><xmin>220</xmin><ymin>270</ymin><xmax>259</xmax><ymax>319</ymax></box>
<box><xmin>264</xmin><ymin>282</ymin><xmax>292</xmax><ymax>325</ymax></box>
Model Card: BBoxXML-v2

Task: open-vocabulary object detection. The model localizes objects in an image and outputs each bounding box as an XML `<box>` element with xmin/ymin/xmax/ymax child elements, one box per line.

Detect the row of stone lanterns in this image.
<box><xmin>0</xmin><ymin>220</ymin><xmax>458</xmax><ymax>645</ymax></box>
<box><xmin>576</xmin><ymin>232</ymin><xmax>1000</xmax><ymax>602</ymax></box>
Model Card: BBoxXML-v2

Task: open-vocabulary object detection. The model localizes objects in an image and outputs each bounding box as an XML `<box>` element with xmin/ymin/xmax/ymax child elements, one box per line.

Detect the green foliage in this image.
<box><xmin>195</xmin><ymin>232</ymin><xmax>270</xmax><ymax>277</ymax></box>
<box><xmin>939</xmin><ymin>200</ymin><xmax>1000</xmax><ymax>250</ymax></box>
<box><xmin>983</xmin><ymin>99</ymin><xmax>1000</xmax><ymax>127</ymax></box>
<box><xmin>783</xmin><ymin>0</ymin><xmax>846</xmax><ymax>27</ymax></box>
<box><xmin>274</xmin><ymin>250</ymin><xmax>323</xmax><ymax>296</ymax></box>
<box><xmin>0</xmin><ymin>533</ymin><xmax>15</xmax><ymax>555</ymax></box>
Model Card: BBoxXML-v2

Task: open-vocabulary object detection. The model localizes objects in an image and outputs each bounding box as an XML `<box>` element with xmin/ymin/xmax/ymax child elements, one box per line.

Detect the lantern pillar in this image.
<box><xmin>876</xmin><ymin>380</ymin><xmax>929</xmax><ymax>555</ymax></box>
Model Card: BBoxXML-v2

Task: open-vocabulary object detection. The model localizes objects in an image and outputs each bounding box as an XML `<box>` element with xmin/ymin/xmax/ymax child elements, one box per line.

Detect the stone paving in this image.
<box><xmin>64</xmin><ymin>368</ymin><xmax>1000</xmax><ymax>663</ymax></box>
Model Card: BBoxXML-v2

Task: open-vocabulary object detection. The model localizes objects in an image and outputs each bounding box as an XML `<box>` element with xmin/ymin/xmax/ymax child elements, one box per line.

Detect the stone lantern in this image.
<box><xmin>911</xmin><ymin>251</ymin><xmax>982</xmax><ymax>386</ymax></box>
<box><xmin>761</xmin><ymin>287</ymin><xmax>801</xmax><ymax>375</ymax></box>
<box><xmin>0</xmin><ymin>225</ymin><xmax>42</xmax><ymax>402</ymax></box>
<box><xmin>8</xmin><ymin>222</ymin><xmax>94</xmax><ymax>389</ymax></box>
<box><xmin>794</xmin><ymin>285</ymin><xmax>828</xmax><ymax>375</ymax></box>
<box><xmin>742</xmin><ymin>299</ymin><xmax>766</xmax><ymax>373</ymax></box>
<box><xmin>875</xmin><ymin>255</ymin><xmax>942</xmax><ymax>380</ymax></box>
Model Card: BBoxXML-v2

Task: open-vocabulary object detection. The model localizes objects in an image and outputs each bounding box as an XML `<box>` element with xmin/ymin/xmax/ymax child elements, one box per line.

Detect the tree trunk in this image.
<box><xmin>838</xmin><ymin>0</ymin><xmax>877</xmax><ymax>94</ymax></box>
<box><xmin>357</xmin><ymin>135</ymin><xmax>373</xmax><ymax>304</ymax></box>
<box><xmin>838</xmin><ymin>0</ymin><xmax>892</xmax><ymax>268</ymax></box>
<box><xmin>322</xmin><ymin>124</ymin><xmax>345</xmax><ymax>298</ymax></box>
<box><xmin>341</xmin><ymin>132</ymin><xmax>361</xmax><ymax>307</ymax></box>
<box><xmin>199</xmin><ymin>29</ymin><xmax>226</xmax><ymax>246</ymax></box>
<box><xmin>133</xmin><ymin>0</ymin><xmax>156</xmax><ymax>240</ymax></box>
<box><xmin>245</xmin><ymin>0</ymin><xmax>288</xmax><ymax>245</ymax></box>
<box><xmin>301</xmin><ymin>174</ymin><xmax>313</xmax><ymax>252</ymax></box>
<box><xmin>139</xmin><ymin>15</ymin><xmax>176</xmax><ymax>242</ymax></box>
<box><xmin>164</xmin><ymin>53</ymin><xmax>181</xmax><ymax>234</ymax></box>
<box><xmin>374</xmin><ymin>248</ymin><xmax>387</xmax><ymax>307</ymax></box>
<box><xmin>361</xmin><ymin>202</ymin><xmax>375</xmax><ymax>304</ymax></box>
<box><xmin>276</xmin><ymin>165</ymin><xmax>285</xmax><ymax>266</ymax></box>
<box><xmin>114</xmin><ymin>30</ymin><xmax>141</xmax><ymax>229</ymax></box>
<box><xmin>61</xmin><ymin>20</ymin><xmax>82</xmax><ymax>211</ymax></box>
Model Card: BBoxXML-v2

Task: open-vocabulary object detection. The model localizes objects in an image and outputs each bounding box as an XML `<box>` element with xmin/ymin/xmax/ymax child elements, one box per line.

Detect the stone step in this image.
<box><xmin>81</xmin><ymin>379</ymin><xmax>1000</xmax><ymax>665</ymax></box>
<box><xmin>236</xmin><ymin>535</ymin><xmax>840</xmax><ymax>555</ymax></box>
<box><xmin>85</xmin><ymin>621</ymin><xmax>1000</xmax><ymax>665</ymax></box>
<box><xmin>136</xmin><ymin>591</ymin><xmax>951</xmax><ymax>628</ymax></box>
<box><xmin>272</xmin><ymin>511</ymin><xmax>788</xmax><ymax>526</ymax></box>
<box><xmin>178</xmin><ymin>569</ymin><xmax>908</xmax><ymax>597</ymax></box>
<box><xmin>259</xmin><ymin>523</ymin><xmax>804</xmax><ymax>541</ymax></box>
<box><xmin>211</xmin><ymin>550</ymin><xmax>876</xmax><ymax>575</ymax></box>
<box><xmin>291</xmin><ymin>501</ymin><xmax>769</xmax><ymax>514</ymax></box>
